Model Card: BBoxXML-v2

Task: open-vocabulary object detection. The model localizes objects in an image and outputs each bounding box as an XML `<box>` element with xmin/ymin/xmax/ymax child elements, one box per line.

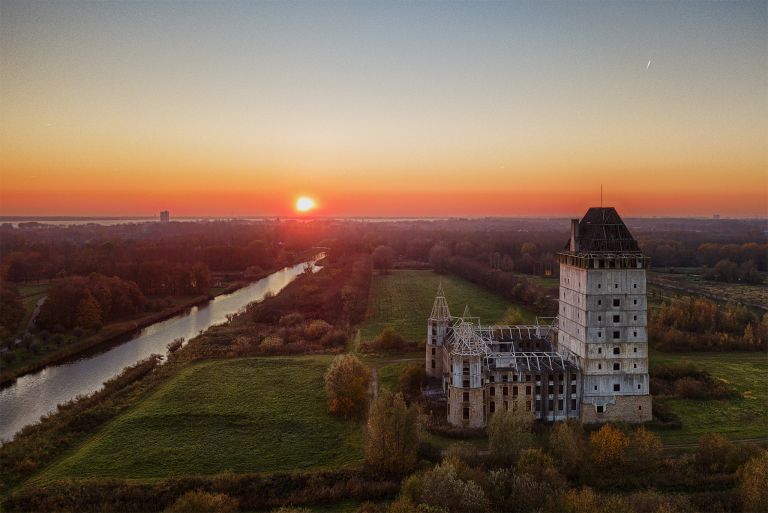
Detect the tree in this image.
<box><xmin>0</xmin><ymin>283</ymin><xmax>25</xmax><ymax>341</ymax></box>
<box><xmin>372</xmin><ymin>245</ymin><xmax>395</xmax><ymax>273</ymax></box>
<box><xmin>164</xmin><ymin>491</ymin><xmax>238</xmax><ymax>513</ymax></box>
<box><xmin>548</xmin><ymin>421</ymin><xmax>584</xmax><ymax>478</ymax></box>
<box><xmin>696</xmin><ymin>433</ymin><xmax>733</xmax><ymax>473</ymax></box>
<box><xmin>740</xmin><ymin>450</ymin><xmax>768</xmax><ymax>513</ymax></box>
<box><xmin>429</xmin><ymin>244</ymin><xmax>451</xmax><ymax>273</ymax></box>
<box><xmin>324</xmin><ymin>354</ymin><xmax>371</xmax><ymax>418</ymax></box>
<box><xmin>399</xmin><ymin>363</ymin><xmax>427</xmax><ymax>401</ymax></box>
<box><xmin>366</xmin><ymin>390</ymin><xmax>420</xmax><ymax>474</ymax></box>
<box><xmin>75</xmin><ymin>293</ymin><xmax>102</xmax><ymax>330</ymax></box>
<box><xmin>418</xmin><ymin>460</ymin><xmax>489</xmax><ymax>513</ymax></box>
<box><xmin>628</xmin><ymin>426</ymin><xmax>663</xmax><ymax>475</ymax></box>
<box><xmin>488</xmin><ymin>399</ymin><xmax>534</xmax><ymax>465</ymax></box>
<box><xmin>589</xmin><ymin>424</ymin><xmax>629</xmax><ymax>468</ymax></box>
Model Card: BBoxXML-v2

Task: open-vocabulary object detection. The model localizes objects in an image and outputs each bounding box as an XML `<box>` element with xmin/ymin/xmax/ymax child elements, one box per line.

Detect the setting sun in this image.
<box><xmin>295</xmin><ymin>196</ymin><xmax>316</xmax><ymax>213</ymax></box>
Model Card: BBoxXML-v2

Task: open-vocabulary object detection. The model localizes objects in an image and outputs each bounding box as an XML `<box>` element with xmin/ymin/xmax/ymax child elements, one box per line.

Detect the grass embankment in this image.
<box><xmin>648</xmin><ymin>350</ymin><xmax>768</xmax><ymax>445</ymax></box>
<box><xmin>32</xmin><ymin>356</ymin><xmax>363</xmax><ymax>483</ymax></box>
<box><xmin>359</xmin><ymin>269</ymin><xmax>536</xmax><ymax>342</ymax></box>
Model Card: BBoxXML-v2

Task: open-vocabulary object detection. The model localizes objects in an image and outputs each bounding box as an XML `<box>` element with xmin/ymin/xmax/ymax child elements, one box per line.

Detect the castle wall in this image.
<box><xmin>580</xmin><ymin>394</ymin><xmax>652</xmax><ymax>423</ymax></box>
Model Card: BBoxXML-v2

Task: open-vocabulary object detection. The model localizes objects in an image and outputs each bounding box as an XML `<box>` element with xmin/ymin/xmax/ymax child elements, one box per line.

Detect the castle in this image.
<box><xmin>426</xmin><ymin>207</ymin><xmax>652</xmax><ymax>427</ymax></box>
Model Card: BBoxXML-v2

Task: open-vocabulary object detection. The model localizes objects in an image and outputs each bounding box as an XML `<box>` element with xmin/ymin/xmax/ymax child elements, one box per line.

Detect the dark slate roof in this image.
<box><xmin>567</xmin><ymin>207</ymin><xmax>641</xmax><ymax>253</ymax></box>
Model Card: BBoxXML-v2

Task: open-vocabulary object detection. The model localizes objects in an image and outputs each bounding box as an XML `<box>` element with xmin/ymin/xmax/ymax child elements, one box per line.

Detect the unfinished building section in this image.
<box><xmin>427</xmin><ymin>207</ymin><xmax>652</xmax><ymax>427</ymax></box>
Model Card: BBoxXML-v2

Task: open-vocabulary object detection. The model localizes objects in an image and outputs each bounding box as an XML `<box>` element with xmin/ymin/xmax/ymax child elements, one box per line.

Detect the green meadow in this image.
<box><xmin>359</xmin><ymin>269</ymin><xmax>537</xmax><ymax>342</ymax></box>
<box><xmin>32</xmin><ymin>356</ymin><xmax>364</xmax><ymax>483</ymax></box>
<box><xmin>649</xmin><ymin>350</ymin><xmax>768</xmax><ymax>444</ymax></box>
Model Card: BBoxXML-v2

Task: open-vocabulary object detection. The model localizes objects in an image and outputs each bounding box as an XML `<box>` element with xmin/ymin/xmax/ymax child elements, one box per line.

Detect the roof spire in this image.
<box><xmin>462</xmin><ymin>304</ymin><xmax>472</xmax><ymax>319</ymax></box>
<box><xmin>430</xmin><ymin>282</ymin><xmax>451</xmax><ymax>320</ymax></box>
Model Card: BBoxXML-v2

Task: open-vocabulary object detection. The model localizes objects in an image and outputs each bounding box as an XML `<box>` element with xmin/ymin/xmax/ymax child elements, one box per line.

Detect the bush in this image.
<box><xmin>371</xmin><ymin>327</ymin><xmax>407</xmax><ymax>352</ymax></box>
<box><xmin>165</xmin><ymin>491</ymin><xmax>238</xmax><ymax>513</ymax></box>
<box><xmin>399</xmin><ymin>363</ymin><xmax>427</xmax><ymax>401</ymax></box>
<box><xmin>324</xmin><ymin>354</ymin><xmax>371</xmax><ymax>418</ymax></box>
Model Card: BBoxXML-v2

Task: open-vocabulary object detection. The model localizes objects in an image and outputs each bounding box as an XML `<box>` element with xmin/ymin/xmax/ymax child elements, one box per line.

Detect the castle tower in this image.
<box><xmin>556</xmin><ymin>208</ymin><xmax>652</xmax><ymax>422</ymax></box>
<box><xmin>426</xmin><ymin>282</ymin><xmax>451</xmax><ymax>379</ymax></box>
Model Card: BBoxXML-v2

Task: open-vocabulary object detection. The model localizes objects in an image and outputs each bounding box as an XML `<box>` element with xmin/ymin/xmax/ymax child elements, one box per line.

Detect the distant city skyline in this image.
<box><xmin>1</xmin><ymin>1</ymin><xmax>766</xmax><ymax>217</ymax></box>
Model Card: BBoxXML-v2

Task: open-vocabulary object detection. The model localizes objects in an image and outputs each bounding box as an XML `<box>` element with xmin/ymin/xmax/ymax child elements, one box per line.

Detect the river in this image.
<box><xmin>0</xmin><ymin>259</ymin><xmax>319</xmax><ymax>442</ymax></box>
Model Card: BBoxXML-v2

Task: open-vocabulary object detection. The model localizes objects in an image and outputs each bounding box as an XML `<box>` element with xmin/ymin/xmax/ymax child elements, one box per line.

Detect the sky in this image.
<box><xmin>1</xmin><ymin>0</ymin><xmax>766</xmax><ymax>218</ymax></box>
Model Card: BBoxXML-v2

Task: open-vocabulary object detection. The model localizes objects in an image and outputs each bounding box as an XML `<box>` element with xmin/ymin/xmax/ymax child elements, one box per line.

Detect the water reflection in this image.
<box><xmin>0</xmin><ymin>260</ymin><xmax>317</xmax><ymax>442</ymax></box>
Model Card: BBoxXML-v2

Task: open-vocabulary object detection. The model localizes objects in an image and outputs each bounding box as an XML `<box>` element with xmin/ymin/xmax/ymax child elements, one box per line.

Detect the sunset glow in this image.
<box><xmin>295</xmin><ymin>197</ymin><xmax>316</xmax><ymax>213</ymax></box>
<box><xmin>0</xmin><ymin>1</ymin><xmax>765</xmax><ymax>218</ymax></box>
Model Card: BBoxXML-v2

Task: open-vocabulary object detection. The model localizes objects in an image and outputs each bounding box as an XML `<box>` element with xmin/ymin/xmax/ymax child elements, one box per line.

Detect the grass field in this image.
<box><xmin>359</xmin><ymin>269</ymin><xmax>537</xmax><ymax>342</ymax></box>
<box><xmin>32</xmin><ymin>356</ymin><xmax>364</xmax><ymax>483</ymax></box>
<box><xmin>649</xmin><ymin>350</ymin><xmax>768</xmax><ymax>444</ymax></box>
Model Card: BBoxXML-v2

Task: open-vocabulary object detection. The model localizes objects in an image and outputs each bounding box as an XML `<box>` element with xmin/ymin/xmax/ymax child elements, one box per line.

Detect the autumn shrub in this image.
<box><xmin>739</xmin><ymin>450</ymin><xmax>768</xmax><ymax>513</ymax></box>
<box><xmin>371</xmin><ymin>327</ymin><xmax>407</xmax><ymax>352</ymax></box>
<box><xmin>696</xmin><ymin>433</ymin><xmax>734</xmax><ymax>474</ymax></box>
<box><xmin>365</xmin><ymin>391</ymin><xmax>420</xmax><ymax>475</ymax></box>
<box><xmin>488</xmin><ymin>400</ymin><xmax>534</xmax><ymax>465</ymax></box>
<box><xmin>164</xmin><ymin>491</ymin><xmax>238</xmax><ymax>513</ymax></box>
<box><xmin>324</xmin><ymin>354</ymin><xmax>371</xmax><ymax>418</ymax></box>
<box><xmin>399</xmin><ymin>363</ymin><xmax>427</xmax><ymax>401</ymax></box>
<box><xmin>588</xmin><ymin>424</ymin><xmax>629</xmax><ymax>469</ymax></box>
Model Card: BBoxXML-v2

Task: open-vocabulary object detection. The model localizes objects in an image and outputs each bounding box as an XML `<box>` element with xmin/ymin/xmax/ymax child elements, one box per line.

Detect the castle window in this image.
<box><xmin>614</xmin><ymin>283</ymin><xmax>618</xmax><ymax>288</ymax></box>
<box><xmin>613</xmin><ymin>331</ymin><xmax>620</xmax><ymax>339</ymax></box>
<box><xmin>503</xmin><ymin>386</ymin><xmax>509</xmax><ymax>396</ymax></box>
<box><xmin>613</xmin><ymin>299</ymin><xmax>620</xmax><ymax>307</ymax></box>
<box><xmin>463</xmin><ymin>392</ymin><xmax>469</xmax><ymax>402</ymax></box>
<box><xmin>598</xmin><ymin>299</ymin><xmax>602</xmax><ymax>306</ymax></box>
<box><xmin>633</xmin><ymin>299</ymin><xmax>638</xmax><ymax>305</ymax></box>
<box><xmin>613</xmin><ymin>384</ymin><xmax>621</xmax><ymax>392</ymax></box>
<box><xmin>594</xmin><ymin>385</ymin><xmax>598</xmax><ymax>391</ymax></box>
<box><xmin>598</xmin><ymin>332</ymin><xmax>602</xmax><ymax>338</ymax></box>
<box><xmin>431</xmin><ymin>348</ymin><xmax>435</xmax><ymax>355</ymax></box>
<box><xmin>558</xmin><ymin>374</ymin><xmax>563</xmax><ymax>381</ymax></box>
<box><xmin>526</xmin><ymin>386</ymin><xmax>532</xmax><ymax>395</ymax></box>
<box><xmin>536</xmin><ymin>385</ymin><xmax>541</xmax><ymax>395</ymax></box>
<box><xmin>598</xmin><ymin>283</ymin><xmax>601</xmax><ymax>288</ymax></box>
<box><xmin>633</xmin><ymin>315</ymin><xmax>637</xmax><ymax>321</ymax></box>
<box><xmin>489</xmin><ymin>375</ymin><xmax>495</xmax><ymax>382</ymax></box>
<box><xmin>559</xmin><ymin>384</ymin><xmax>564</xmax><ymax>394</ymax></box>
<box><xmin>638</xmin><ymin>384</ymin><xmax>641</xmax><ymax>390</ymax></box>
<box><xmin>535</xmin><ymin>374</ymin><xmax>541</xmax><ymax>382</ymax></box>
<box><xmin>633</xmin><ymin>283</ymin><xmax>637</xmax><ymax>288</ymax></box>
<box><xmin>548</xmin><ymin>384</ymin><xmax>554</xmax><ymax>394</ymax></box>
<box><xmin>598</xmin><ymin>364</ymin><xmax>602</xmax><ymax>370</ymax></box>
<box><xmin>598</xmin><ymin>315</ymin><xmax>602</xmax><ymax>321</ymax></box>
<box><xmin>613</xmin><ymin>347</ymin><xmax>620</xmax><ymax>355</ymax></box>
<box><xmin>490</xmin><ymin>387</ymin><xmax>495</xmax><ymax>396</ymax></box>
<box><xmin>633</xmin><ymin>347</ymin><xmax>637</xmax><ymax>353</ymax></box>
<box><xmin>463</xmin><ymin>380</ymin><xmax>469</xmax><ymax>388</ymax></box>
<box><xmin>558</xmin><ymin>399</ymin><xmax>564</xmax><ymax>410</ymax></box>
<box><xmin>633</xmin><ymin>331</ymin><xmax>637</xmax><ymax>337</ymax></box>
<box><xmin>535</xmin><ymin>400</ymin><xmax>541</xmax><ymax>411</ymax></box>
<box><xmin>571</xmin><ymin>399</ymin><xmax>577</xmax><ymax>410</ymax></box>
<box><xmin>598</xmin><ymin>347</ymin><xmax>602</xmax><ymax>354</ymax></box>
<box><xmin>613</xmin><ymin>363</ymin><xmax>620</xmax><ymax>371</ymax></box>
<box><xmin>502</xmin><ymin>375</ymin><xmax>508</xmax><ymax>382</ymax></box>
<box><xmin>463</xmin><ymin>407</ymin><xmax>469</xmax><ymax>419</ymax></box>
<box><xmin>597</xmin><ymin>405</ymin><xmax>604</xmax><ymax>413</ymax></box>
<box><xmin>613</xmin><ymin>315</ymin><xmax>620</xmax><ymax>323</ymax></box>
<box><xmin>431</xmin><ymin>360</ymin><xmax>435</xmax><ymax>369</ymax></box>
<box><xmin>490</xmin><ymin>401</ymin><xmax>495</xmax><ymax>413</ymax></box>
<box><xmin>571</xmin><ymin>384</ymin><xmax>577</xmax><ymax>393</ymax></box>
<box><xmin>634</xmin><ymin>363</ymin><xmax>637</xmax><ymax>369</ymax></box>
<box><xmin>526</xmin><ymin>374</ymin><xmax>531</xmax><ymax>382</ymax></box>
<box><xmin>513</xmin><ymin>386</ymin><xmax>518</xmax><ymax>396</ymax></box>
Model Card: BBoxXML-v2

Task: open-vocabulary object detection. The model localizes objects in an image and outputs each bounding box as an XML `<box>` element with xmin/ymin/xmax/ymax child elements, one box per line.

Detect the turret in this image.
<box><xmin>426</xmin><ymin>282</ymin><xmax>451</xmax><ymax>378</ymax></box>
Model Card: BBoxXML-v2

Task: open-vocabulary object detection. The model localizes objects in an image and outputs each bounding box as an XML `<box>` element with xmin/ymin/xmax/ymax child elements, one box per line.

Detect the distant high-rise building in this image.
<box><xmin>160</xmin><ymin>210</ymin><xmax>170</xmax><ymax>223</ymax></box>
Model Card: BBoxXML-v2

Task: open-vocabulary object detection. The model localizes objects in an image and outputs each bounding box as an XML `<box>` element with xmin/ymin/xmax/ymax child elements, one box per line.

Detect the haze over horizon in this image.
<box><xmin>1</xmin><ymin>1</ymin><xmax>766</xmax><ymax>218</ymax></box>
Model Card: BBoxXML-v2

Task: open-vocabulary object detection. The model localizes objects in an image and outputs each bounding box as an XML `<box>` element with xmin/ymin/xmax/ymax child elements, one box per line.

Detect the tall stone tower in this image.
<box><xmin>556</xmin><ymin>208</ymin><xmax>652</xmax><ymax>422</ymax></box>
<box><xmin>426</xmin><ymin>282</ymin><xmax>451</xmax><ymax>379</ymax></box>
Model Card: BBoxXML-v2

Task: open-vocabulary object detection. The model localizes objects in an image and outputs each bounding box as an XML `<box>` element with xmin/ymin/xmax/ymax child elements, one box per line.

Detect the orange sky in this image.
<box><xmin>1</xmin><ymin>1</ymin><xmax>766</xmax><ymax>218</ymax></box>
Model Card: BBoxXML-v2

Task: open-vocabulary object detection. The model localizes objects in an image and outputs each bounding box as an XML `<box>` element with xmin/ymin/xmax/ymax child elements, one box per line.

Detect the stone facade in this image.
<box><xmin>427</xmin><ymin>207</ymin><xmax>653</xmax><ymax>427</ymax></box>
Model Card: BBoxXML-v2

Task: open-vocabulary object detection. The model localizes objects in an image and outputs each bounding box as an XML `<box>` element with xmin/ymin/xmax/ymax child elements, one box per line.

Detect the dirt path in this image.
<box><xmin>369</xmin><ymin>368</ymin><xmax>379</xmax><ymax>401</ymax></box>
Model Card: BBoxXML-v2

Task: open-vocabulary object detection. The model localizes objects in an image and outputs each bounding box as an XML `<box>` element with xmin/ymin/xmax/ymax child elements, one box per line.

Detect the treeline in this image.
<box><xmin>0</xmin><ymin>282</ymin><xmax>25</xmax><ymax>340</ymax></box>
<box><xmin>37</xmin><ymin>274</ymin><xmax>147</xmax><ymax>331</ymax></box>
<box><xmin>703</xmin><ymin>259</ymin><xmax>764</xmax><ymax>284</ymax></box>
<box><xmin>642</xmin><ymin>241</ymin><xmax>767</xmax><ymax>271</ymax></box>
<box><xmin>438</xmin><ymin>255</ymin><xmax>557</xmax><ymax>315</ymax></box>
<box><xmin>649</xmin><ymin>297</ymin><xmax>767</xmax><ymax>351</ymax></box>
<box><xmin>0</xmin><ymin>220</ymin><xmax>327</xmax><ymax>296</ymax></box>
